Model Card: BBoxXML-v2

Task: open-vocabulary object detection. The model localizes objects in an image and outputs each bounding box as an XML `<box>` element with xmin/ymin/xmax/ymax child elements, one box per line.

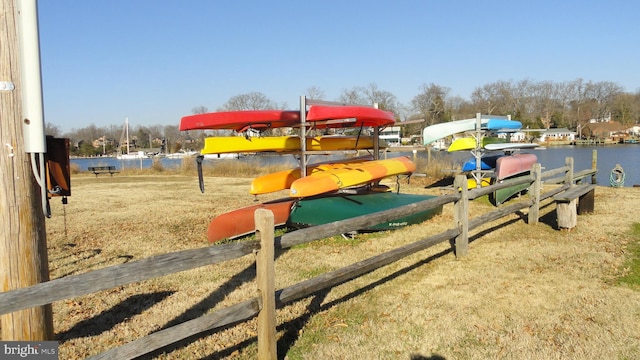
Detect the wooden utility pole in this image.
<box><xmin>0</xmin><ymin>0</ymin><xmax>53</xmax><ymax>340</ymax></box>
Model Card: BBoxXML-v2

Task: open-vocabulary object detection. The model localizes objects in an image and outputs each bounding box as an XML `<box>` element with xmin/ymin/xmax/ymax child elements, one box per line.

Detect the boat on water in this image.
<box><xmin>117</xmin><ymin>151</ymin><xmax>149</xmax><ymax>160</ymax></box>
<box><xmin>116</xmin><ymin>118</ymin><xmax>149</xmax><ymax>159</ymax></box>
<box><xmin>164</xmin><ymin>150</ymin><xmax>199</xmax><ymax>159</ymax></box>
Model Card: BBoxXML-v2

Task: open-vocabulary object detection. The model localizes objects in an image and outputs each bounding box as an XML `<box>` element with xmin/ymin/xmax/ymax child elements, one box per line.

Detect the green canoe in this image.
<box><xmin>287</xmin><ymin>191</ymin><xmax>443</xmax><ymax>231</ymax></box>
<box><xmin>490</xmin><ymin>174</ymin><xmax>531</xmax><ymax>206</ymax></box>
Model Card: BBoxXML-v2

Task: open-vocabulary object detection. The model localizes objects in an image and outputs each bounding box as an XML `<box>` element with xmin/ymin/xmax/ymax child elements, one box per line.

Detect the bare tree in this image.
<box><xmin>305</xmin><ymin>86</ymin><xmax>325</xmax><ymax>100</ymax></box>
<box><xmin>446</xmin><ymin>95</ymin><xmax>472</xmax><ymax>120</ymax></box>
<box><xmin>530</xmin><ymin>81</ymin><xmax>563</xmax><ymax>129</ymax></box>
<box><xmin>219</xmin><ymin>92</ymin><xmax>279</xmax><ymax>110</ymax></box>
<box><xmin>163</xmin><ymin>125</ymin><xmax>181</xmax><ymax>152</ymax></box>
<box><xmin>585</xmin><ymin>81</ymin><xmax>623</xmax><ymax>121</ymax></box>
<box><xmin>192</xmin><ymin>105</ymin><xmax>208</xmax><ymax>114</ymax></box>
<box><xmin>338</xmin><ymin>87</ymin><xmax>367</xmax><ymax>105</ymax></box>
<box><xmin>411</xmin><ymin>83</ymin><xmax>450</xmax><ymax>125</ymax></box>
<box><xmin>611</xmin><ymin>92</ymin><xmax>640</xmax><ymax>126</ymax></box>
<box><xmin>470</xmin><ymin>80</ymin><xmax>519</xmax><ymax>116</ymax></box>
<box><xmin>360</xmin><ymin>83</ymin><xmax>400</xmax><ymax>114</ymax></box>
<box><xmin>44</xmin><ymin>122</ymin><xmax>61</xmax><ymax>137</ymax></box>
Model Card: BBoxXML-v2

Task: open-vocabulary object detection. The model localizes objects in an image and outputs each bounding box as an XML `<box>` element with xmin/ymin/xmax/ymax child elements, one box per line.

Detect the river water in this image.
<box><xmin>72</xmin><ymin>144</ymin><xmax>640</xmax><ymax>187</ymax></box>
<box><xmin>436</xmin><ymin>144</ymin><xmax>639</xmax><ymax>187</ymax></box>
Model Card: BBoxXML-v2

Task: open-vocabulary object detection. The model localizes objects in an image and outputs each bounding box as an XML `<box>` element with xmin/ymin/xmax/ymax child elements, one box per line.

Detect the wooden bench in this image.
<box><xmin>552</xmin><ymin>184</ymin><xmax>596</xmax><ymax>229</ymax></box>
<box><xmin>88</xmin><ymin>166</ymin><xmax>118</xmax><ymax>177</ymax></box>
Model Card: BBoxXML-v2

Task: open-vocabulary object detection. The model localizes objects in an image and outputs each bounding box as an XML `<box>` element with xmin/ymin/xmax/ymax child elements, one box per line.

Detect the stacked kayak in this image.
<box><xmin>180</xmin><ymin>105</ymin><xmax>395</xmax><ymax>133</ymax></box>
<box><xmin>208</xmin><ymin>155</ymin><xmax>430</xmax><ymax>242</ymax></box>
<box><xmin>250</xmin><ymin>156</ymin><xmax>373</xmax><ymax>195</ymax></box>
<box><xmin>423</xmin><ymin>118</ymin><xmax>522</xmax><ymax>145</ymax></box>
<box><xmin>183</xmin><ymin>105</ymin><xmax>443</xmax><ymax>243</ymax></box>
<box><xmin>448</xmin><ymin>136</ymin><xmax>505</xmax><ymax>152</ymax></box>
<box><xmin>289</xmin><ymin>157</ymin><xmax>416</xmax><ymax>198</ymax></box>
<box><xmin>489</xmin><ymin>153</ymin><xmax>538</xmax><ymax>206</ymax></box>
<box><xmin>201</xmin><ymin>135</ymin><xmax>387</xmax><ymax>154</ymax></box>
<box><xmin>288</xmin><ymin>191</ymin><xmax>442</xmax><ymax>232</ymax></box>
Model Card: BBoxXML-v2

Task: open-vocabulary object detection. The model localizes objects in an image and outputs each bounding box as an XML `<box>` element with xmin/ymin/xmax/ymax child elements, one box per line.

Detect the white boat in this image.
<box><xmin>165</xmin><ymin>150</ymin><xmax>199</xmax><ymax>159</ymax></box>
<box><xmin>118</xmin><ymin>151</ymin><xmax>148</xmax><ymax>160</ymax></box>
<box><xmin>203</xmin><ymin>153</ymin><xmax>239</xmax><ymax>159</ymax></box>
<box><xmin>116</xmin><ymin>117</ymin><xmax>149</xmax><ymax>159</ymax></box>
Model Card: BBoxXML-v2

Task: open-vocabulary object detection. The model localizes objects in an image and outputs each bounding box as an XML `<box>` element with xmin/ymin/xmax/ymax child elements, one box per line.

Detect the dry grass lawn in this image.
<box><xmin>3</xmin><ymin>166</ymin><xmax>640</xmax><ymax>359</ymax></box>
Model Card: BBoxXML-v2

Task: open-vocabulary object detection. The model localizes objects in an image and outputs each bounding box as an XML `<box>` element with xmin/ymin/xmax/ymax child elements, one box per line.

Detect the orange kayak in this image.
<box><xmin>250</xmin><ymin>156</ymin><xmax>373</xmax><ymax>195</ymax></box>
<box><xmin>207</xmin><ymin>198</ymin><xmax>296</xmax><ymax>243</ymax></box>
<box><xmin>289</xmin><ymin>157</ymin><xmax>416</xmax><ymax>198</ymax></box>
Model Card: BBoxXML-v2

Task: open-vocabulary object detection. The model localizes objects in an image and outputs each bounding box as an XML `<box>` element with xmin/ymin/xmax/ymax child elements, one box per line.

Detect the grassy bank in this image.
<box><xmin>3</xmin><ymin>168</ymin><xmax>640</xmax><ymax>359</ymax></box>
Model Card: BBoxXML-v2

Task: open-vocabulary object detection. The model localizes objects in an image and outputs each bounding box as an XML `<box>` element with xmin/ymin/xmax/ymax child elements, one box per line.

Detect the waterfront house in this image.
<box><xmin>500</xmin><ymin>128</ymin><xmax>576</xmax><ymax>143</ymax></box>
<box><xmin>581</xmin><ymin>121</ymin><xmax>625</xmax><ymax>139</ymax></box>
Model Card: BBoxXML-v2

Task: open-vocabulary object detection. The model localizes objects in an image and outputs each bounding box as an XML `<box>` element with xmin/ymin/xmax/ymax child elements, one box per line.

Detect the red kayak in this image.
<box><xmin>494</xmin><ymin>153</ymin><xmax>538</xmax><ymax>180</ymax></box>
<box><xmin>306</xmin><ymin>105</ymin><xmax>395</xmax><ymax>128</ymax></box>
<box><xmin>180</xmin><ymin>106</ymin><xmax>396</xmax><ymax>132</ymax></box>
<box><xmin>179</xmin><ymin>110</ymin><xmax>301</xmax><ymax>132</ymax></box>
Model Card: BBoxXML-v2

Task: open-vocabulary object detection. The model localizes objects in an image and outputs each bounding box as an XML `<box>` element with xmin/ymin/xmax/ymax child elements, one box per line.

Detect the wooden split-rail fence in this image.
<box><xmin>0</xmin><ymin>156</ymin><xmax>598</xmax><ymax>359</ymax></box>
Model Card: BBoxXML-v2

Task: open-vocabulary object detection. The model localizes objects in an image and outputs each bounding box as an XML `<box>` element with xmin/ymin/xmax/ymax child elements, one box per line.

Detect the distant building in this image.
<box><xmin>627</xmin><ymin>125</ymin><xmax>640</xmax><ymax>137</ymax></box>
<box><xmin>380</xmin><ymin>126</ymin><xmax>401</xmax><ymax>146</ymax></box>
<box><xmin>91</xmin><ymin>136</ymin><xmax>116</xmax><ymax>149</ymax></box>
<box><xmin>581</xmin><ymin>121</ymin><xmax>625</xmax><ymax>139</ymax></box>
<box><xmin>500</xmin><ymin>128</ymin><xmax>576</xmax><ymax>143</ymax></box>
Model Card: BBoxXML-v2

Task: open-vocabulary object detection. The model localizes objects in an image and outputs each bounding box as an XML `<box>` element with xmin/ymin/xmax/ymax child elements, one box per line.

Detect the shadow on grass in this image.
<box><xmin>134</xmin><ymin>249</ymin><xmax>291</xmax><ymax>359</ymax></box>
<box><xmin>49</xmin><ymin>247</ymin><xmax>135</xmax><ymax>278</ymax></box>
<box><xmin>424</xmin><ymin>176</ymin><xmax>455</xmax><ymax>188</ymax></box>
<box><xmin>411</xmin><ymin>354</ymin><xmax>447</xmax><ymax>360</ymax></box>
<box><xmin>171</xmin><ymin>244</ymin><xmax>457</xmax><ymax>359</ymax></box>
<box><xmin>56</xmin><ymin>291</ymin><xmax>174</xmax><ymax>343</ymax></box>
<box><xmin>79</xmin><ymin>198</ymin><xmax>552</xmax><ymax>358</ymax></box>
<box><xmin>537</xmin><ymin>201</ymin><xmax>559</xmax><ymax>229</ymax></box>
<box><xmin>106</xmin><ymin>206</ymin><xmax>534</xmax><ymax>358</ymax></box>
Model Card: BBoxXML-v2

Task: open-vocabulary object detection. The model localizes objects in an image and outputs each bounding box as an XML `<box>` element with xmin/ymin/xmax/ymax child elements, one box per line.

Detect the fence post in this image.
<box><xmin>0</xmin><ymin>0</ymin><xmax>53</xmax><ymax>340</ymax></box>
<box><xmin>564</xmin><ymin>157</ymin><xmax>574</xmax><ymax>186</ymax></box>
<box><xmin>453</xmin><ymin>175</ymin><xmax>468</xmax><ymax>258</ymax></box>
<box><xmin>255</xmin><ymin>209</ymin><xmax>276</xmax><ymax>359</ymax></box>
<box><xmin>591</xmin><ymin>149</ymin><xmax>597</xmax><ymax>184</ymax></box>
<box><xmin>528</xmin><ymin>163</ymin><xmax>541</xmax><ymax>224</ymax></box>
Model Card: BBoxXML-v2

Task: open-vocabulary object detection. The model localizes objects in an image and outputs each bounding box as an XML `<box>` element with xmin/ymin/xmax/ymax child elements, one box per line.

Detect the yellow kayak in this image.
<box><xmin>202</xmin><ymin>135</ymin><xmax>386</xmax><ymax>154</ymax></box>
<box><xmin>467</xmin><ymin>177</ymin><xmax>492</xmax><ymax>189</ymax></box>
<box><xmin>448</xmin><ymin>136</ymin><xmax>505</xmax><ymax>152</ymax></box>
<box><xmin>250</xmin><ymin>157</ymin><xmax>372</xmax><ymax>195</ymax></box>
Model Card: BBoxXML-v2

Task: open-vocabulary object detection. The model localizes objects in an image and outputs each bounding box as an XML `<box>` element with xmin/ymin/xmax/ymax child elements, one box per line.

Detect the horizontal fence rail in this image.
<box><xmin>0</xmin><ymin>156</ymin><xmax>598</xmax><ymax>359</ymax></box>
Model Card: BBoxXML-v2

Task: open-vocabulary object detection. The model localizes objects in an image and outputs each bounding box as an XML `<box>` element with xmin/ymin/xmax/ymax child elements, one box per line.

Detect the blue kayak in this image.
<box><xmin>486</xmin><ymin>119</ymin><xmax>522</xmax><ymax>130</ymax></box>
<box><xmin>462</xmin><ymin>154</ymin><xmax>503</xmax><ymax>172</ymax></box>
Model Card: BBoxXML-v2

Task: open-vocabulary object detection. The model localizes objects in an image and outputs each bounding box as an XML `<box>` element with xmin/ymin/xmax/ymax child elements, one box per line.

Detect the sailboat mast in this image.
<box><xmin>125</xmin><ymin>117</ymin><xmax>130</xmax><ymax>154</ymax></box>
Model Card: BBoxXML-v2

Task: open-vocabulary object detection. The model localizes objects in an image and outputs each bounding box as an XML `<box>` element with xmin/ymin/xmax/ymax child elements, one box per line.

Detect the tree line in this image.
<box><xmin>47</xmin><ymin>78</ymin><xmax>640</xmax><ymax>156</ymax></box>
